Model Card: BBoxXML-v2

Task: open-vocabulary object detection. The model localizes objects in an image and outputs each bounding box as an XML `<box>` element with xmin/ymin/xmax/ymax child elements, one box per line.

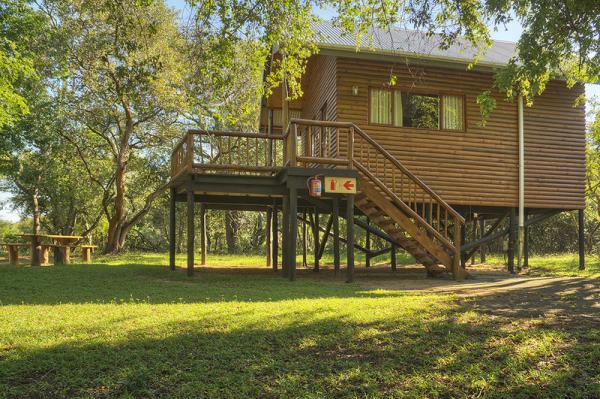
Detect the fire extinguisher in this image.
<box><xmin>308</xmin><ymin>176</ymin><xmax>322</xmax><ymax>197</ymax></box>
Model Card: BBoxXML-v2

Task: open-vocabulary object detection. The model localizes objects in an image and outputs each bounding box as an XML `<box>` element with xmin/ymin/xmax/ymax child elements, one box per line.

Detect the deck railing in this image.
<box><xmin>170</xmin><ymin>129</ymin><xmax>285</xmax><ymax>179</ymax></box>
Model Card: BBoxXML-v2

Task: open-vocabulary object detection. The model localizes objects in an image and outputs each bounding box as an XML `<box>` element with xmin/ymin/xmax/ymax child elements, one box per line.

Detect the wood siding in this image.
<box><xmin>334</xmin><ymin>57</ymin><xmax>585</xmax><ymax>209</ymax></box>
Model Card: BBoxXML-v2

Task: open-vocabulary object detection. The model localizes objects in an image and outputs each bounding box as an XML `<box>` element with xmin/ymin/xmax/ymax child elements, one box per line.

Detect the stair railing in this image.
<box><xmin>285</xmin><ymin>118</ymin><xmax>464</xmax><ymax>259</ymax></box>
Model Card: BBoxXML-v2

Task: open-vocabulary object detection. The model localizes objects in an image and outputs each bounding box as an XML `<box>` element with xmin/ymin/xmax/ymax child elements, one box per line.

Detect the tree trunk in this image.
<box><xmin>225</xmin><ymin>211</ymin><xmax>238</xmax><ymax>254</ymax></box>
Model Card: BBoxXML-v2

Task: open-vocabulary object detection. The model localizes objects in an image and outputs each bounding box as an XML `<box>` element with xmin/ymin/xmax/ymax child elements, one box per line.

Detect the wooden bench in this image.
<box><xmin>80</xmin><ymin>245</ymin><xmax>98</xmax><ymax>262</ymax></box>
<box><xmin>1</xmin><ymin>243</ymin><xmax>29</xmax><ymax>265</ymax></box>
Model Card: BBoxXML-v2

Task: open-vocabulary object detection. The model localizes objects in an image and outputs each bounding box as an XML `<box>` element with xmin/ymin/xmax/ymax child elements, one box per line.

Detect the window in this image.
<box><xmin>369</xmin><ymin>89</ymin><xmax>464</xmax><ymax>131</ymax></box>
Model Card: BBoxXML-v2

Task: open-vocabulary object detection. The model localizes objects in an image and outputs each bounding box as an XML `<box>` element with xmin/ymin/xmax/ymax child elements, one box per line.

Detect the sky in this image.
<box><xmin>1</xmin><ymin>1</ymin><xmax>598</xmax><ymax>223</ymax></box>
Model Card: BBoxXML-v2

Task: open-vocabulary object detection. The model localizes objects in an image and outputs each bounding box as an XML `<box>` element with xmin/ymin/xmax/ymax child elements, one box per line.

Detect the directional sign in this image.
<box><xmin>324</xmin><ymin>177</ymin><xmax>357</xmax><ymax>194</ymax></box>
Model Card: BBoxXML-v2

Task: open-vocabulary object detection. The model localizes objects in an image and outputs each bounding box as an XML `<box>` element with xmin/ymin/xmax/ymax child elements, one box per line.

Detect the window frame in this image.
<box><xmin>368</xmin><ymin>86</ymin><xmax>467</xmax><ymax>132</ymax></box>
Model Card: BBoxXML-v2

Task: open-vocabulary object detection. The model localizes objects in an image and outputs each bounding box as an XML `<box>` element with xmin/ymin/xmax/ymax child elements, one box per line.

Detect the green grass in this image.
<box><xmin>0</xmin><ymin>253</ymin><xmax>599</xmax><ymax>398</ymax></box>
<box><xmin>484</xmin><ymin>252</ymin><xmax>600</xmax><ymax>277</ymax></box>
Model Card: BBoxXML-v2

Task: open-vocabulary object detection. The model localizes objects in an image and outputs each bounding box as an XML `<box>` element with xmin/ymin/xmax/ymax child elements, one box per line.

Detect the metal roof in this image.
<box><xmin>314</xmin><ymin>20</ymin><xmax>517</xmax><ymax>68</ymax></box>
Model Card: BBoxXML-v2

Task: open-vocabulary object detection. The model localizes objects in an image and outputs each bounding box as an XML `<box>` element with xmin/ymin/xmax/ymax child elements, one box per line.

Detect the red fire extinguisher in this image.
<box><xmin>308</xmin><ymin>176</ymin><xmax>322</xmax><ymax>197</ymax></box>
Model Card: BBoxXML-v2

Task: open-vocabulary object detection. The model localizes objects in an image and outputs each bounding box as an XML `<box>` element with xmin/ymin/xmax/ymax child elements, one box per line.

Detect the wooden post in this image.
<box><xmin>82</xmin><ymin>247</ymin><xmax>91</xmax><ymax>262</ymax></box>
<box><xmin>460</xmin><ymin>221</ymin><xmax>467</xmax><ymax>269</ymax></box>
<box><xmin>282</xmin><ymin>193</ymin><xmax>289</xmax><ymax>277</ymax></box>
<box><xmin>200</xmin><ymin>204</ymin><xmax>207</xmax><ymax>266</ymax></box>
<box><xmin>187</xmin><ymin>189</ymin><xmax>195</xmax><ymax>277</ymax></box>
<box><xmin>347</xmin><ymin>126</ymin><xmax>354</xmax><ymax>168</ymax></box>
<box><xmin>288</xmin><ymin>187</ymin><xmax>298</xmax><ymax>281</ymax></box>
<box><xmin>479</xmin><ymin>217</ymin><xmax>486</xmax><ymax>263</ymax></box>
<box><xmin>313</xmin><ymin>208</ymin><xmax>319</xmax><ymax>272</ymax></box>
<box><xmin>169</xmin><ymin>187</ymin><xmax>176</xmax><ymax>271</ymax></box>
<box><xmin>508</xmin><ymin>207</ymin><xmax>516</xmax><ymax>274</ymax></box>
<box><xmin>272</xmin><ymin>206</ymin><xmax>279</xmax><ymax>271</ymax></box>
<box><xmin>365</xmin><ymin>218</ymin><xmax>371</xmax><ymax>268</ymax></box>
<box><xmin>266</xmin><ymin>208</ymin><xmax>273</xmax><ymax>268</ymax></box>
<box><xmin>345</xmin><ymin>195</ymin><xmax>355</xmax><ymax>283</ymax></box>
<box><xmin>333</xmin><ymin>197</ymin><xmax>341</xmax><ymax>274</ymax></box>
<box><xmin>578</xmin><ymin>208</ymin><xmax>585</xmax><ymax>270</ymax></box>
<box><xmin>302</xmin><ymin>211</ymin><xmax>307</xmax><ymax>267</ymax></box>
<box><xmin>523</xmin><ymin>211</ymin><xmax>529</xmax><ymax>268</ymax></box>
<box><xmin>453</xmin><ymin>221</ymin><xmax>462</xmax><ymax>279</ymax></box>
<box><xmin>8</xmin><ymin>245</ymin><xmax>18</xmax><ymax>265</ymax></box>
<box><xmin>471</xmin><ymin>217</ymin><xmax>476</xmax><ymax>266</ymax></box>
<box><xmin>391</xmin><ymin>245</ymin><xmax>397</xmax><ymax>271</ymax></box>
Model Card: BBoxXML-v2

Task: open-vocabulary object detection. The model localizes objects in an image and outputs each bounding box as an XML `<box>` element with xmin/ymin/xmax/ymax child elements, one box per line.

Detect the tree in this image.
<box><xmin>586</xmin><ymin>99</ymin><xmax>600</xmax><ymax>253</ymax></box>
<box><xmin>39</xmin><ymin>0</ymin><xmax>188</xmax><ymax>252</ymax></box>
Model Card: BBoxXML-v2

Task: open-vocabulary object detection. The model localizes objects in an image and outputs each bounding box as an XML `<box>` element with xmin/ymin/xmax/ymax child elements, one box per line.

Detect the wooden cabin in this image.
<box><xmin>168</xmin><ymin>21</ymin><xmax>587</xmax><ymax>280</ymax></box>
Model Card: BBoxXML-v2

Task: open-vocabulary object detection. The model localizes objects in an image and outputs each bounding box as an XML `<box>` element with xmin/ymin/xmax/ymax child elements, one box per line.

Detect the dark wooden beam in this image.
<box><xmin>317</xmin><ymin>215</ymin><xmax>334</xmax><ymax>260</ymax></box>
<box><xmin>302</xmin><ymin>211</ymin><xmax>307</xmax><ymax>267</ymax></box>
<box><xmin>508</xmin><ymin>207</ymin><xmax>516</xmax><ymax>274</ymax></box>
<box><xmin>579</xmin><ymin>209</ymin><xmax>585</xmax><ymax>270</ymax></box>
<box><xmin>272</xmin><ymin>206</ymin><xmax>278</xmax><ymax>271</ymax></box>
<box><xmin>282</xmin><ymin>193</ymin><xmax>289</xmax><ymax>277</ymax></box>
<box><xmin>288</xmin><ymin>187</ymin><xmax>298</xmax><ymax>281</ymax></box>
<box><xmin>313</xmin><ymin>207</ymin><xmax>319</xmax><ymax>272</ymax></box>
<box><xmin>365</xmin><ymin>218</ymin><xmax>371</xmax><ymax>268</ymax></box>
<box><xmin>187</xmin><ymin>189</ymin><xmax>195</xmax><ymax>277</ymax></box>
<box><xmin>333</xmin><ymin>197</ymin><xmax>341</xmax><ymax>274</ymax></box>
<box><xmin>346</xmin><ymin>194</ymin><xmax>355</xmax><ymax>283</ymax></box>
<box><xmin>391</xmin><ymin>245</ymin><xmax>397</xmax><ymax>271</ymax></box>
<box><xmin>266</xmin><ymin>208</ymin><xmax>272</xmax><ymax>268</ymax></box>
<box><xmin>169</xmin><ymin>187</ymin><xmax>176</xmax><ymax>271</ymax></box>
<box><xmin>200</xmin><ymin>204</ymin><xmax>207</xmax><ymax>266</ymax></box>
<box><xmin>479</xmin><ymin>217</ymin><xmax>486</xmax><ymax>263</ymax></box>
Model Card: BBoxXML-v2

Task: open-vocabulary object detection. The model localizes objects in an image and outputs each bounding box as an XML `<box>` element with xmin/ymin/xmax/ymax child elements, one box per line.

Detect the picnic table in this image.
<box><xmin>19</xmin><ymin>234</ymin><xmax>83</xmax><ymax>266</ymax></box>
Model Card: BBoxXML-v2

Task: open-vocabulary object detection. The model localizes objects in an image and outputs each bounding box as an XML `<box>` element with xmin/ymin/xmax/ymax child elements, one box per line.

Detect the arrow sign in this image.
<box><xmin>324</xmin><ymin>177</ymin><xmax>357</xmax><ymax>194</ymax></box>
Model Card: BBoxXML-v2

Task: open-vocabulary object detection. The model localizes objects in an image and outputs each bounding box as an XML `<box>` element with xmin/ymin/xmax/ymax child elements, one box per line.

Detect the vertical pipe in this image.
<box><xmin>289</xmin><ymin>187</ymin><xmax>298</xmax><ymax>281</ymax></box>
<box><xmin>333</xmin><ymin>197</ymin><xmax>341</xmax><ymax>274</ymax></box>
<box><xmin>345</xmin><ymin>195</ymin><xmax>355</xmax><ymax>283</ymax></box>
<box><xmin>186</xmin><ymin>189</ymin><xmax>195</xmax><ymax>277</ymax></box>
<box><xmin>200</xmin><ymin>204</ymin><xmax>207</xmax><ymax>266</ymax></box>
<box><xmin>169</xmin><ymin>187</ymin><xmax>176</xmax><ymax>270</ymax></box>
<box><xmin>523</xmin><ymin>210</ymin><xmax>529</xmax><ymax>268</ymax></box>
<box><xmin>272</xmin><ymin>206</ymin><xmax>279</xmax><ymax>271</ymax></box>
<box><xmin>518</xmin><ymin>95</ymin><xmax>525</xmax><ymax>269</ymax></box>
<box><xmin>579</xmin><ymin>209</ymin><xmax>585</xmax><ymax>270</ymax></box>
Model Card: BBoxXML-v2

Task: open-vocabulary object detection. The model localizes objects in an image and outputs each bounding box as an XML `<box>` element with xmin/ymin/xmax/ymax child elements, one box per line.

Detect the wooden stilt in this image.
<box><xmin>460</xmin><ymin>220</ymin><xmax>467</xmax><ymax>269</ymax></box>
<box><xmin>508</xmin><ymin>207</ymin><xmax>516</xmax><ymax>274</ymax></box>
<box><xmin>471</xmin><ymin>217</ymin><xmax>476</xmax><ymax>266</ymax></box>
<box><xmin>272</xmin><ymin>206</ymin><xmax>278</xmax><ymax>271</ymax></box>
<box><xmin>169</xmin><ymin>187</ymin><xmax>176</xmax><ymax>271</ymax></box>
<box><xmin>479</xmin><ymin>217</ymin><xmax>486</xmax><ymax>263</ymax></box>
<box><xmin>313</xmin><ymin>207</ymin><xmax>319</xmax><ymax>272</ymax></box>
<box><xmin>266</xmin><ymin>208</ymin><xmax>272</xmax><ymax>268</ymax></box>
<box><xmin>346</xmin><ymin>195</ymin><xmax>355</xmax><ymax>283</ymax></box>
<box><xmin>200</xmin><ymin>204</ymin><xmax>207</xmax><ymax>266</ymax></box>
<box><xmin>365</xmin><ymin>218</ymin><xmax>371</xmax><ymax>268</ymax></box>
<box><xmin>333</xmin><ymin>197</ymin><xmax>340</xmax><ymax>274</ymax></box>
<box><xmin>578</xmin><ymin>209</ymin><xmax>585</xmax><ymax>270</ymax></box>
<box><xmin>391</xmin><ymin>245</ymin><xmax>397</xmax><ymax>271</ymax></box>
<box><xmin>187</xmin><ymin>189</ymin><xmax>195</xmax><ymax>277</ymax></box>
<box><xmin>523</xmin><ymin>211</ymin><xmax>529</xmax><ymax>268</ymax></box>
<box><xmin>288</xmin><ymin>188</ymin><xmax>298</xmax><ymax>281</ymax></box>
<box><xmin>282</xmin><ymin>193</ymin><xmax>289</xmax><ymax>277</ymax></box>
<box><xmin>302</xmin><ymin>211</ymin><xmax>307</xmax><ymax>267</ymax></box>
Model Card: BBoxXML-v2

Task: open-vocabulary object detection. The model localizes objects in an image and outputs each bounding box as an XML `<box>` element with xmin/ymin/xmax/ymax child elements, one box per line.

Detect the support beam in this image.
<box><xmin>282</xmin><ymin>194</ymin><xmax>289</xmax><ymax>277</ymax></box>
<box><xmin>346</xmin><ymin>195</ymin><xmax>355</xmax><ymax>283</ymax></box>
<box><xmin>169</xmin><ymin>187</ymin><xmax>176</xmax><ymax>271</ymax></box>
<box><xmin>508</xmin><ymin>208</ymin><xmax>516</xmax><ymax>274</ymax></box>
<box><xmin>479</xmin><ymin>217</ymin><xmax>486</xmax><ymax>263</ymax></box>
<box><xmin>579</xmin><ymin>209</ymin><xmax>585</xmax><ymax>270</ymax></box>
<box><xmin>333</xmin><ymin>197</ymin><xmax>340</xmax><ymax>274</ymax></box>
<box><xmin>288</xmin><ymin>188</ymin><xmax>298</xmax><ymax>281</ymax></box>
<box><xmin>365</xmin><ymin>218</ymin><xmax>371</xmax><ymax>268</ymax></box>
<box><xmin>200</xmin><ymin>204</ymin><xmax>207</xmax><ymax>266</ymax></box>
<box><xmin>272</xmin><ymin>206</ymin><xmax>278</xmax><ymax>271</ymax></box>
<box><xmin>266</xmin><ymin>208</ymin><xmax>272</xmax><ymax>268</ymax></box>
<box><xmin>523</xmin><ymin>211</ymin><xmax>529</xmax><ymax>268</ymax></box>
<box><xmin>312</xmin><ymin>208</ymin><xmax>319</xmax><ymax>272</ymax></box>
<box><xmin>317</xmin><ymin>215</ymin><xmax>334</xmax><ymax>260</ymax></box>
<box><xmin>302</xmin><ymin>211</ymin><xmax>307</xmax><ymax>267</ymax></box>
<box><xmin>187</xmin><ymin>189</ymin><xmax>195</xmax><ymax>277</ymax></box>
<box><xmin>460</xmin><ymin>221</ymin><xmax>467</xmax><ymax>269</ymax></box>
<box><xmin>391</xmin><ymin>245</ymin><xmax>397</xmax><ymax>271</ymax></box>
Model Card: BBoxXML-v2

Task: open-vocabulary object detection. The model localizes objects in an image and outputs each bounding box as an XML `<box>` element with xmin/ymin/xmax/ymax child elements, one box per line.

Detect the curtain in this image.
<box><xmin>370</xmin><ymin>89</ymin><xmax>391</xmax><ymax>124</ymax></box>
<box><xmin>393</xmin><ymin>90</ymin><xmax>403</xmax><ymax>127</ymax></box>
<box><xmin>442</xmin><ymin>95</ymin><xmax>464</xmax><ymax>130</ymax></box>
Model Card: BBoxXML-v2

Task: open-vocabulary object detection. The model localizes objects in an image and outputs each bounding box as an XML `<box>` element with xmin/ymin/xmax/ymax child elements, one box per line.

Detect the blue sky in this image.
<box><xmin>1</xmin><ymin>2</ymin><xmax>598</xmax><ymax>223</ymax></box>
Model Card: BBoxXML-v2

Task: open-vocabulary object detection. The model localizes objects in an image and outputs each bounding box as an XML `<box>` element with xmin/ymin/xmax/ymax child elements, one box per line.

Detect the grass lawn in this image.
<box><xmin>484</xmin><ymin>253</ymin><xmax>600</xmax><ymax>277</ymax></box>
<box><xmin>0</xmin><ymin>252</ymin><xmax>599</xmax><ymax>398</ymax></box>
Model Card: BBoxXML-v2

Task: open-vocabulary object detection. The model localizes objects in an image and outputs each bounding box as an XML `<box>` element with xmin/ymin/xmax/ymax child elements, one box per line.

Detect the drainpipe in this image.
<box><xmin>517</xmin><ymin>95</ymin><xmax>525</xmax><ymax>268</ymax></box>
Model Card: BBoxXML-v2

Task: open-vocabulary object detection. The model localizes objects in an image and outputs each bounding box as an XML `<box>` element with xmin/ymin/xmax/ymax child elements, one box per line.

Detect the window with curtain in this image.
<box><xmin>369</xmin><ymin>89</ymin><xmax>392</xmax><ymax>124</ymax></box>
<box><xmin>442</xmin><ymin>95</ymin><xmax>464</xmax><ymax>130</ymax></box>
<box><xmin>369</xmin><ymin>89</ymin><xmax>465</xmax><ymax>131</ymax></box>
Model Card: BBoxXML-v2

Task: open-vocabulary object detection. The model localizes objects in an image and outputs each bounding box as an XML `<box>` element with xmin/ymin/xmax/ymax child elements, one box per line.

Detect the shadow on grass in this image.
<box><xmin>2</xmin><ymin>302</ymin><xmax>598</xmax><ymax>399</ymax></box>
